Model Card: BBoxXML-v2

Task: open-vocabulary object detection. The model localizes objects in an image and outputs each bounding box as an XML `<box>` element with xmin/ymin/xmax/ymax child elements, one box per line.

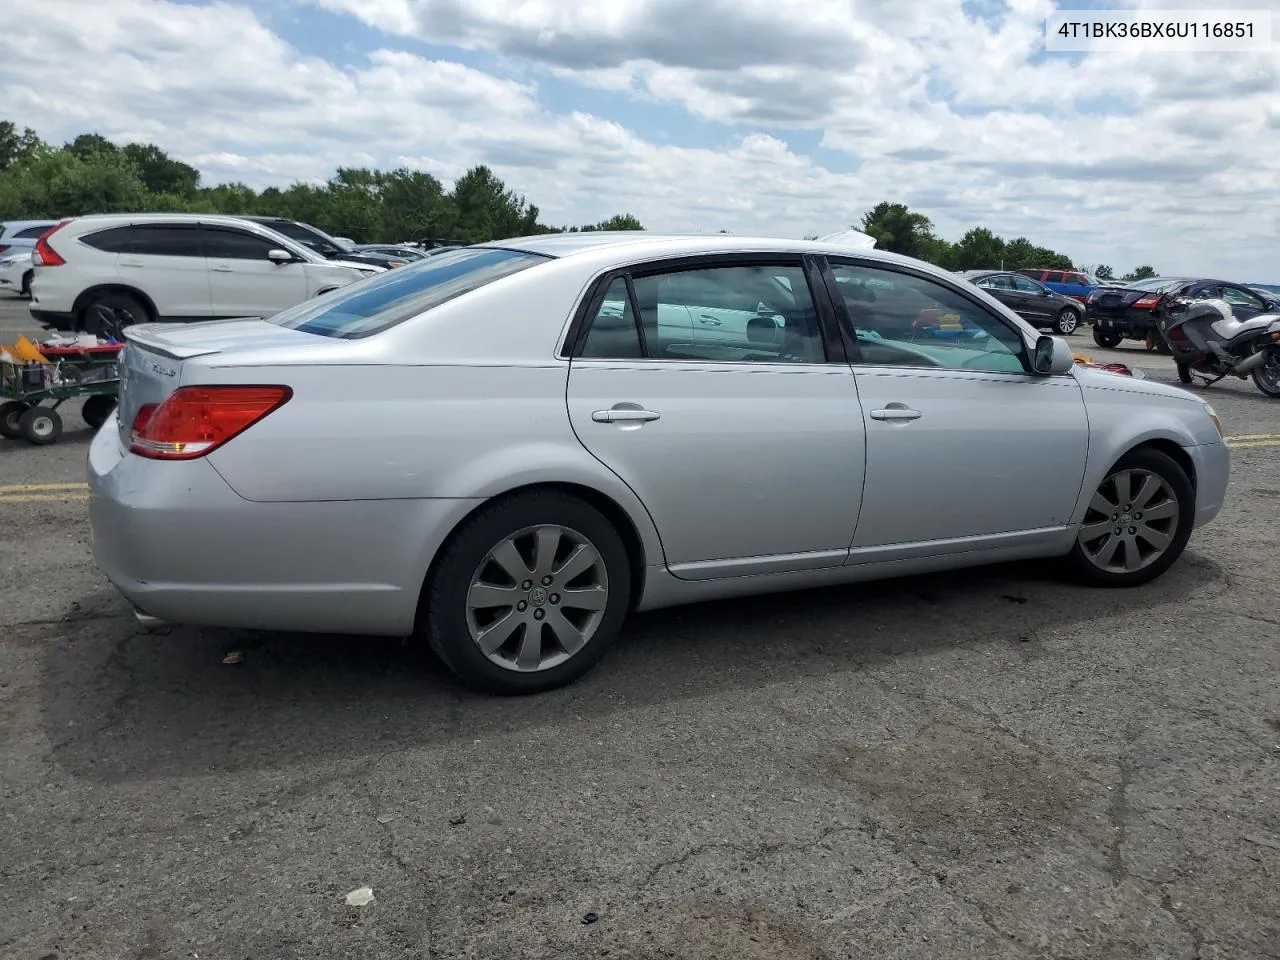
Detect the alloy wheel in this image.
<box><xmin>1077</xmin><ymin>468</ymin><xmax>1180</xmax><ymax>574</ymax></box>
<box><xmin>465</xmin><ymin>524</ymin><xmax>610</xmax><ymax>672</ymax></box>
<box><xmin>1255</xmin><ymin>350</ymin><xmax>1280</xmax><ymax>397</ymax></box>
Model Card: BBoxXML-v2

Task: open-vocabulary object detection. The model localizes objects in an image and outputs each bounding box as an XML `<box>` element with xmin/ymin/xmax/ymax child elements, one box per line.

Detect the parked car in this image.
<box><xmin>240</xmin><ymin>217</ymin><xmax>399</xmax><ymax>269</ymax></box>
<box><xmin>958</xmin><ymin>269</ymin><xmax>1084</xmax><ymax>335</ymax></box>
<box><xmin>0</xmin><ymin>220</ymin><xmax>60</xmax><ymax>297</ymax></box>
<box><xmin>88</xmin><ymin>234</ymin><xmax>1228</xmax><ymax>694</ymax></box>
<box><xmin>1016</xmin><ymin>268</ymin><xmax>1099</xmax><ymax>304</ymax></box>
<box><xmin>354</xmin><ymin>243</ymin><xmax>428</xmax><ymax>264</ymax></box>
<box><xmin>29</xmin><ymin>214</ymin><xmax>383</xmax><ymax>338</ymax></box>
<box><xmin>1086</xmin><ymin>276</ymin><xmax>1279</xmax><ymax>350</ymax></box>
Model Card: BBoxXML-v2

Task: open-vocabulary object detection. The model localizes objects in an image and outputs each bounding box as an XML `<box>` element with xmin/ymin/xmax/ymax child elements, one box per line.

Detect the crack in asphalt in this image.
<box><xmin>1107</xmin><ymin>755</ymin><xmax>1133</xmax><ymax>887</ymax></box>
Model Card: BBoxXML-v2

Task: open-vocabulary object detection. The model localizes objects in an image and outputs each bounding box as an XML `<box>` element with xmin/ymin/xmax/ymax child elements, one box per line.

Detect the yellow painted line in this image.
<box><xmin>0</xmin><ymin>482</ymin><xmax>89</xmax><ymax>493</ymax></box>
<box><xmin>0</xmin><ymin>493</ymin><xmax>90</xmax><ymax>503</ymax></box>
<box><xmin>1223</xmin><ymin>434</ymin><xmax>1280</xmax><ymax>443</ymax></box>
<box><xmin>1228</xmin><ymin>439</ymin><xmax>1280</xmax><ymax>449</ymax></box>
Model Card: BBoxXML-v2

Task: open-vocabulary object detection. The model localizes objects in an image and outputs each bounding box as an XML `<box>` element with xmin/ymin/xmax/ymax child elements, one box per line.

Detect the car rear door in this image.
<box><xmin>200</xmin><ymin>224</ymin><xmax>308</xmax><ymax>317</ymax></box>
<box><xmin>1219</xmin><ymin>284</ymin><xmax>1269</xmax><ymax>321</ymax></box>
<box><xmin>565</xmin><ymin>255</ymin><xmax>865</xmax><ymax>580</ymax></box>
<box><xmin>113</xmin><ymin>223</ymin><xmax>211</xmax><ymax>319</ymax></box>
<box><xmin>825</xmin><ymin>257</ymin><xmax>1089</xmax><ymax>558</ymax></box>
<box><xmin>1011</xmin><ymin>274</ymin><xmax>1055</xmax><ymax>322</ymax></box>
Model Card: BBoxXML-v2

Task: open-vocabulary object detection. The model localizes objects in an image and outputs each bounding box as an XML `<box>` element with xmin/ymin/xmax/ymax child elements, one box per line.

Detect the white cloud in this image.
<box><xmin>0</xmin><ymin>0</ymin><xmax>1277</xmax><ymax>278</ymax></box>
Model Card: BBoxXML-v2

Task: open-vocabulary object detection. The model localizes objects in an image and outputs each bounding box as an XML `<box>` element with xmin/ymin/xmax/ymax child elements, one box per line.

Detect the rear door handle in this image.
<box><xmin>211</xmin><ymin>265</ymin><xmax>233</xmax><ymax>273</ymax></box>
<box><xmin>698</xmin><ymin>315</ymin><xmax>722</xmax><ymax>326</ymax></box>
<box><xmin>592</xmin><ymin>408</ymin><xmax>660</xmax><ymax>423</ymax></box>
<box><xmin>120</xmin><ymin>260</ymin><xmax>143</xmax><ymax>268</ymax></box>
<box><xmin>870</xmin><ymin>406</ymin><xmax>922</xmax><ymax>422</ymax></box>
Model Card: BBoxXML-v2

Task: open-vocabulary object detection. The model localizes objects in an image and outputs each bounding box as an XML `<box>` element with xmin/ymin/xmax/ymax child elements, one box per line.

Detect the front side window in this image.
<box><xmin>202</xmin><ymin>227</ymin><xmax>279</xmax><ymax>260</ymax></box>
<box><xmin>576</xmin><ymin>262</ymin><xmax>825</xmax><ymax>364</ymax></box>
<box><xmin>1220</xmin><ymin>285</ymin><xmax>1265</xmax><ymax>309</ymax></box>
<box><xmin>977</xmin><ymin>274</ymin><xmax>1013</xmax><ymax>290</ymax></box>
<box><xmin>267</xmin><ymin>246</ymin><xmax>549</xmax><ymax>339</ymax></box>
<box><xmin>831</xmin><ymin>262</ymin><xmax>1027</xmax><ymax>374</ymax></box>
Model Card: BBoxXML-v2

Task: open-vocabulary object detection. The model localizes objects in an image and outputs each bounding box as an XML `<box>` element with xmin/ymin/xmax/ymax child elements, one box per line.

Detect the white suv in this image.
<box><xmin>29</xmin><ymin>214</ymin><xmax>383</xmax><ymax>336</ymax></box>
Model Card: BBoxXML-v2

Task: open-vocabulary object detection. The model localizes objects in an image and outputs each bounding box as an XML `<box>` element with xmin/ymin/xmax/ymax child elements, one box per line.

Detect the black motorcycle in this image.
<box><xmin>1156</xmin><ymin>297</ymin><xmax>1280</xmax><ymax>398</ymax></box>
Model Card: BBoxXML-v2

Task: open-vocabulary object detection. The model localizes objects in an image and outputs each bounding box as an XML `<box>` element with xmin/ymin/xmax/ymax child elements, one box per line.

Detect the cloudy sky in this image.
<box><xmin>2</xmin><ymin>0</ymin><xmax>1277</xmax><ymax>280</ymax></box>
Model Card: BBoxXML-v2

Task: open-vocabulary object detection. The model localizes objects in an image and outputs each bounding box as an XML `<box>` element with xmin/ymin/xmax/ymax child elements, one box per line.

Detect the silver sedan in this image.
<box><xmin>88</xmin><ymin>234</ymin><xmax>1230</xmax><ymax>694</ymax></box>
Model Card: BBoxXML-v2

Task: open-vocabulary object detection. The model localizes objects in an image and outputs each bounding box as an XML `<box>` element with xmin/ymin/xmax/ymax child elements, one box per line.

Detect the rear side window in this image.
<box><xmin>267</xmin><ymin>247</ymin><xmax>549</xmax><ymax>339</ymax></box>
<box><xmin>1044</xmin><ymin>271</ymin><xmax>1066</xmax><ymax>283</ymax></box>
<box><xmin>80</xmin><ymin>224</ymin><xmax>203</xmax><ymax>256</ymax></box>
<box><xmin>81</xmin><ymin>226</ymin><xmax>140</xmax><ymax>253</ymax></box>
<box><xmin>15</xmin><ymin>224</ymin><xmax>54</xmax><ymax>239</ymax></box>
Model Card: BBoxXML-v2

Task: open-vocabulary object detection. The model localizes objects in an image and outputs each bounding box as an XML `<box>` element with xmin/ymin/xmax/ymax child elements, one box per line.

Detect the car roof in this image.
<box><xmin>478</xmin><ymin>231</ymin><xmax>927</xmax><ymax>266</ymax></box>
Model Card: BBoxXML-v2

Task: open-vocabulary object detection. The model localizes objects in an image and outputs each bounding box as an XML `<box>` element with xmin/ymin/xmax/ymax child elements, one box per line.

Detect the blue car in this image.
<box><xmin>1017</xmin><ymin>268</ymin><xmax>1099</xmax><ymax>307</ymax></box>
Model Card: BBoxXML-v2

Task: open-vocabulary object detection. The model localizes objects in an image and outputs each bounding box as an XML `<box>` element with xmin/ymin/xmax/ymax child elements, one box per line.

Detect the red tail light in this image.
<box><xmin>0</xmin><ymin>244</ymin><xmax>10</xmax><ymax>255</ymax></box>
<box><xmin>129</xmin><ymin>385</ymin><xmax>292</xmax><ymax>460</ymax></box>
<box><xmin>1167</xmin><ymin>325</ymin><xmax>1189</xmax><ymax>342</ymax></box>
<box><xmin>1132</xmin><ymin>295</ymin><xmax>1160</xmax><ymax>309</ymax></box>
<box><xmin>32</xmin><ymin>221</ymin><xmax>70</xmax><ymax>266</ymax></box>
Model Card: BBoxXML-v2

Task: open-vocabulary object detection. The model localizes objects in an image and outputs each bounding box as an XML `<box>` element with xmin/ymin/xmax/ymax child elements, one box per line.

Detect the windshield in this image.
<box><xmin>267</xmin><ymin>246</ymin><xmax>550</xmax><ymax>338</ymax></box>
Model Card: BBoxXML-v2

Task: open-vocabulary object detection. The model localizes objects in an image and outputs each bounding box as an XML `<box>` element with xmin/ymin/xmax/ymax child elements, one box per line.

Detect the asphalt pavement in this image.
<box><xmin>2</xmin><ymin>294</ymin><xmax>1279</xmax><ymax>959</ymax></box>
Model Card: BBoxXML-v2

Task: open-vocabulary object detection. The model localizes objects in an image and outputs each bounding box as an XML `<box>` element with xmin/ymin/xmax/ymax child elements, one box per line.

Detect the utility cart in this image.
<box><xmin>0</xmin><ymin>340</ymin><xmax>123</xmax><ymax>445</ymax></box>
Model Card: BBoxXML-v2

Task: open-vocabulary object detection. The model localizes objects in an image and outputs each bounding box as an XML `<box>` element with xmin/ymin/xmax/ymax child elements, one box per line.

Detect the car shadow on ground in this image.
<box><xmin>38</xmin><ymin>550</ymin><xmax>1227</xmax><ymax>784</ymax></box>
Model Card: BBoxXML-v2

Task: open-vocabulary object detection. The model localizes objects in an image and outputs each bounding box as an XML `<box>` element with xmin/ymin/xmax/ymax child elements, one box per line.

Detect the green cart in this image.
<box><xmin>0</xmin><ymin>342</ymin><xmax>122</xmax><ymax>445</ymax></box>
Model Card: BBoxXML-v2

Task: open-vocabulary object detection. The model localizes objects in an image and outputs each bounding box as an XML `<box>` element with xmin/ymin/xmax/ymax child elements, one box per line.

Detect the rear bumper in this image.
<box><xmin>30</xmin><ymin>308</ymin><xmax>77</xmax><ymax>331</ymax></box>
<box><xmin>1087</xmin><ymin>311</ymin><xmax>1156</xmax><ymax>337</ymax></box>
<box><xmin>87</xmin><ymin>417</ymin><xmax>482</xmax><ymax>636</ymax></box>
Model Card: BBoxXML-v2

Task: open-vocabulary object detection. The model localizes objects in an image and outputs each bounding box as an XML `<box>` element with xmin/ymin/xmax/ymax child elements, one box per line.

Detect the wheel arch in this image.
<box><xmin>1123</xmin><ymin>437</ymin><xmax>1196</xmax><ymax>491</ymax></box>
<box><xmin>412</xmin><ymin>480</ymin><xmax>652</xmax><ymax>635</ymax></box>
<box><xmin>72</xmin><ymin>284</ymin><xmax>158</xmax><ymax>324</ymax></box>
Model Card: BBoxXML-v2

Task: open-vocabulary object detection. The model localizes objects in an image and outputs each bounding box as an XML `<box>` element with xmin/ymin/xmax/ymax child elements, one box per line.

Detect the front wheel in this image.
<box><xmin>1252</xmin><ymin>347</ymin><xmax>1280</xmax><ymax>398</ymax></box>
<box><xmin>1055</xmin><ymin>308</ymin><xmax>1081</xmax><ymax>336</ymax></box>
<box><xmin>1093</xmin><ymin>328</ymin><xmax>1122</xmax><ymax>349</ymax></box>
<box><xmin>423</xmin><ymin>492</ymin><xmax>632</xmax><ymax>694</ymax></box>
<box><xmin>19</xmin><ymin>405</ymin><xmax>63</xmax><ymax>445</ymax></box>
<box><xmin>1066</xmin><ymin>448</ymin><xmax>1194</xmax><ymax>587</ymax></box>
<box><xmin>1176</xmin><ymin>362</ymin><xmax>1193</xmax><ymax>384</ymax></box>
<box><xmin>20</xmin><ymin>270</ymin><xmax>33</xmax><ymax>298</ymax></box>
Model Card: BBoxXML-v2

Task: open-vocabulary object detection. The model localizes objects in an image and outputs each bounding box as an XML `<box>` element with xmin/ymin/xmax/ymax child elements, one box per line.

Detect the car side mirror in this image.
<box><xmin>267</xmin><ymin>249</ymin><xmax>294</xmax><ymax>264</ymax></box>
<box><xmin>1032</xmin><ymin>335</ymin><xmax>1074</xmax><ymax>375</ymax></box>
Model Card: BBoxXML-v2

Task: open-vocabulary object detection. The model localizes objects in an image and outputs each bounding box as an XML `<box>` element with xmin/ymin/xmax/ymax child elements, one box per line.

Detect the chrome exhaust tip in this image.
<box><xmin>133</xmin><ymin>607</ymin><xmax>171</xmax><ymax>631</ymax></box>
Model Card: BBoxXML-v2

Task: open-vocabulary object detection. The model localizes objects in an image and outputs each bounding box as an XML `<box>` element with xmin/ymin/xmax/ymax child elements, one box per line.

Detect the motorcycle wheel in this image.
<box><xmin>1093</xmin><ymin>329</ymin><xmax>1122</xmax><ymax>349</ymax></box>
<box><xmin>1252</xmin><ymin>348</ymin><xmax>1280</xmax><ymax>398</ymax></box>
<box><xmin>1176</xmin><ymin>362</ymin><xmax>1193</xmax><ymax>384</ymax></box>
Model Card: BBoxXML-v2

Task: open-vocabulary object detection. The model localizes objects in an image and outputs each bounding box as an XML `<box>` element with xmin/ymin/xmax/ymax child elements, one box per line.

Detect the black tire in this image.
<box><xmin>20</xmin><ymin>270</ymin><xmax>33</xmax><ymax>298</ymax></box>
<box><xmin>81</xmin><ymin>394</ymin><xmax>117</xmax><ymax>430</ymax></box>
<box><xmin>423</xmin><ymin>491</ymin><xmax>632</xmax><ymax>695</ymax></box>
<box><xmin>18</xmin><ymin>405</ymin><xmax>63</xmax><ymax>445</ymax></box>
<box><xmin>1176</xmin><ymin>362</ymin><xmax>1193</xmax><ymax>384</ymax></box>
<box><xmin>1055</xmin><ymin>308</ymin><xmax>1081</xmax><ymax>336</ymax></box>
<box><xmin>1251</xmin><ymin>347</ymin><xmax>1280</xmax><ymax>398</ymax></box>
<box><xmin>1093</xmin><ymin>329</ymin><xmax>1122</xmax><ymax>349</ymax></box>
<box><xmin>0</xmin><ymin>401</ymin><xmax>28</xmax><ymax>440</ymax></box>
<box><xmin>1065</xmin><ymin>447</ymin><xmax>1194</xmax><ymax>588</ymax></box>
<box><xmin>81</xmin><ymin>291</ymin><xmax>150</xmax><ymax>339</ymax></box>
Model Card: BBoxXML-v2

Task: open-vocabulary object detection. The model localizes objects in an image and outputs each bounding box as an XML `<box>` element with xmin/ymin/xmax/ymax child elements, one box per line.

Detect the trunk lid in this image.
<box><xmin>115</xmin><ymin>318</ymin><xmax>329</xmax><ymax>445</ymax></box>
<box><xmin>1090</xmin><ymin>286</ymin><xmax>1152</xmax><ymax>311</ymax></box>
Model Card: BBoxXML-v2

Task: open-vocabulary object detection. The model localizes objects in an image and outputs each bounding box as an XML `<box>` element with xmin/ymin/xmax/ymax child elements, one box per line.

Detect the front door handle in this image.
<box><xmin>698</xmin><ymin>315</ymin><xmax>722</xmax><ymax>326</ymax></box>
<box><xmin>592</xmin><ymin>407</ymin><xmax>660</xmax><ymax>423</ymax></box>
<box><xmin>211</xmin><ymin>265</ymin><xmax>233</xmax><ymax>273</ymax></box>
<box><xmin>869</xmin><ymin>406</ymin><xmax>922</xmax><ymax>422</ymax></box>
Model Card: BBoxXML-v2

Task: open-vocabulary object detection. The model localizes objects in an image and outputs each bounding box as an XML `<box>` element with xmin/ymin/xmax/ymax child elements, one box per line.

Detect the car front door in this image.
<box><xmin>565</xmin><ymin>257</ymin><xmax>865</xmax><ymax>580</ymax></box>
<box><xmin>974</xmin><ymin>274</ymin><xmax>1024</xmax><ymax>317</ymax></box>
<box><xmin>824</xmin><ymin>258</ymin><xmax>1090</xmax><ymax>559</ymax></box>
<box><xmin>200</xmin><ymin>224</ymin><xmax>308</xmax><ymax>317</ymax></box>
<box><xmin>1011</xmin><ymin>273</ymin><xmax>1055</xmax><ymax>322</ymax></box>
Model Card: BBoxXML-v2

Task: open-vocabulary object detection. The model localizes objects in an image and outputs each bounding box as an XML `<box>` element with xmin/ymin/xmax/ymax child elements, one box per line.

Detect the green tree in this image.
<box><xmin>65</xmin><ymin>133</ymin><xmax>118</xmax><ymax>160</ymax></box>
<box><xmin>0</xmin><ymin>122</ymin><xmax>44</xmax><ymax>170</ymax></box>
<box><xmin>951</xmin><ymin>226</ymin><xmax>1006</xmax><ymax>270</ymax></box>
<box><xmin>1122</xmin><ymin>265</ymin><xmax>1157</xmax><ymax>281</ymax></box>
<box><xmin>1094</xmin><ymin>264</ymin><xmax>1114</xmax><ymax>281</ymax></box>
<box><xmin>859</xmin><ymin>202</ymin><xmax>937</xmax><ymax>259</ymax></box>
<box><xmin>122</xmin><ymin>143</ymin><xmax>200</xmax><ymax>197</ymax></box>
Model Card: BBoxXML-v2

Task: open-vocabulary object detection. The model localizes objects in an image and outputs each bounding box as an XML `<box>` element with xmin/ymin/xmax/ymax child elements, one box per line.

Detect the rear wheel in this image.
<box><xmin>18</xmin><ymin>405</ymin><xmax>63</xmax><ymax>445</ymax></box>
<box><xmin>81</xmin><ymin>291</ymin><xmax>150</xmax><ymax>340</ymax></box>
<box><xmin>81</xmin><ymin>394</ymin><xmax>117</xmax><ymax>430</ymax></box>
<box><xmin>1093</xmin><ymin>329</ymin><xmax>1122</xmax><ymax>349</ymax></box>
<box><xmin>1252</xmin><ymin>347</ymin><xmax>1280</xmax><ymax>398</ymax></box>
<box><xmin>1066</xmin><ymin>448</ymin><xmax>1193</xmax><ymax>587</ymax></box>
<box><xmin>1176</xmin><ymin>362</ymin><xmax>1193</xmax><ymax>384</ymax></box>
<box><xmin>1055</xmin><ymin>308</ymin><xmax>1081</xmax><ymax>335</ymax></box>
<box><xmin>0</xmin><ymin>401</ymin><xmax>28</xmax><ymax>440</ymax></box>
<box><xmin>20</xmin><ymin>270</ymin><xmax>33</xmax><ymax>298</ymax></box>
<box><xmin>424</xmin><ymin>492</ymin><xmax>632</xmax><ymax>695</ymax></box>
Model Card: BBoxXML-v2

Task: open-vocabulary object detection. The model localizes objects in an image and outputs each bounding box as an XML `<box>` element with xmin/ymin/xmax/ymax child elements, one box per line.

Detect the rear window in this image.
<box><xmin>1125</xmin><ymin>277</ymin><xmax>1184</xmax><ymax>292</ymax></box>
<box><xmin>267</xmin><ymin>247</ymin><xmax>550</xmax><ymax>338</ymax></box>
